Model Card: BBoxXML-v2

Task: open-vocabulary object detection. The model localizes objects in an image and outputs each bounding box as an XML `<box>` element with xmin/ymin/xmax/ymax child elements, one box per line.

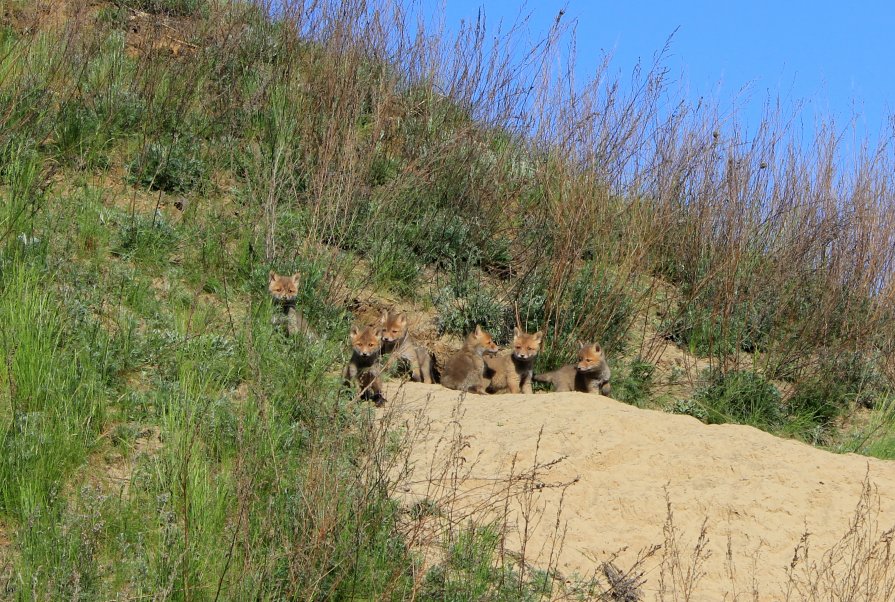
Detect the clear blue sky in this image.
<box><xmin>438</xmin><ymin>1</ymin><xmax>895</xmax><ymax>145</ymax></box>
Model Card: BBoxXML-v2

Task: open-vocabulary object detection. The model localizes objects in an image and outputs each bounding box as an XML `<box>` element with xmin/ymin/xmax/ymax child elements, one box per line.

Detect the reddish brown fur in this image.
<box><xmin>441</xmin><ymin>325</ymin><xmax>499</xmax><ymax>394</ymax></box>
<box><xmin>380</xmin><ymin>310</ymin><xmax>434</xmax><ymax>383</ymax></box>
<box><xmin>534</xmin><ymin>341</ymin><xmax>611</xmax><ymax>396</ymax></box>
<box><xmin>485</xmin><ymin>327</ymin><xmax>543</xmax><ymax>394</ymax></box>
<box><xmin>344</xmin><ymin>325</ymin><xmax>386</xmax><ymax>405</ymax></box>
<box><xmin>268</xmin><ymin>270</ymin><xmax>299</xmax><ymax>303</ymax></box>
<box><xmin>268</xmin><ymin>271</ymin><xmax>315</xmax><ymax>339</ymax></box>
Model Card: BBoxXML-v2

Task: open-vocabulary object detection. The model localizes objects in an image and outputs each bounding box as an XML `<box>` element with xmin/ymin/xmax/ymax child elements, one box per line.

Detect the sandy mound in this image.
<box><xmin>382</xmin><ymin>383</ymin><xmax>895</xmax><ymax>600</ymax></box>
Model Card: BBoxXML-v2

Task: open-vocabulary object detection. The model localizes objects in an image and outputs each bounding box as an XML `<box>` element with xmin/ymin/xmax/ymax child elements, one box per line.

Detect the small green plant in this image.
<box><xmin>663</xmin><ymin>303</ymin><xmax>738</xmax><ymax>358</ymax></box>
<box><xmin>128</xmin><ymin>138</ymin><xmax>207</xmax><ymax>193</ymax></box>
<box><xmin>418</xmin><ymin>524</ymin><xmax>552</xmax><ymax>601</ymax></box>
<box><xmin>690</xmin><ymin>369</ymin><xmax>783</xmax><ymax>429</ymax></box>
<box><xmin>434</xmin><ymin>275</ymin><xmax>514</xmax><ymax>343</ymax></box>
<box><xmin>614</xmin><ymin>358</ymin><xmax>655</xmax><ymax>407</ymax></box>
<box><xmin>51</xmin><ymin>101</ymin><xmax>110</xmax><ymax>169</ymax></box>
<box><xmin>370</xmin><ymin>238</ymin><xmax>421</xmax><ymax>297</ymax></box>
<box><xmin>130</xmin><ymin>0</ymin><xmax>207</xmax><ymax>16</ymax></box>
<box><xmin>669</xmin><ymin>398</ymin><xmax>709</xmax><ymax>421</ymax></box>
<box><xmin>113</xmin><ymin>211</ymin><xmax>179</xmax><ymax>265</ymax></box>
<box><xmin>559</xmin><ymin>261</ymin><xmax>634</xmax><ymax>356</ymax></box>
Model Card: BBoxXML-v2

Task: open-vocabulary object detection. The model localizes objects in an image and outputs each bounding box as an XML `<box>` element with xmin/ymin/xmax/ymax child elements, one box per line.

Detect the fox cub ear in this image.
<box><xmin>350</xmin><ymin>325</ymin><xmax>360</xmax><ymax>338</ymax></box>
<box><xmin>290</xmin><ymin>272</ymin><xmax>300</xmax><ymax>281</ymax></box>
<box><xmin>593</xmin><ymin>343</ymin><xmax>602</xmax><ymax>352</ymax></box>
<box><xmin>532</xmin><ymin>331</ymin><xmax>544</xmax><ymax>342</ymax></box>
<box><xmin>379</xmin><ymin>309</ymin><xmax>389</xmax><ymax>324</ymax></box>
<box><xmin>269</xmin><ymin>270</ymin><xmax>278</xmax><ymax>282</ymax></box>
<box><xmin>577</xmin><ymin>340</ymin><xmax>587</xmax><ymax>350</ymax></box>
<box><xmin>396</xmin><ymin>313</ymin><xmax>407</xmax><ymax>327</ymax></box>
<box><xmin>474</xmin><ymin>324</ymin><xmax>484</xmax><ymax>336</ymax></box>
<box><xmin>371</xmin><ymin>327</ymin><xmax>383</xmax><ymax>338</ymax></box>
<box><xmin>513</xmin><ymin>326</ymin><xmax>522</xmax><ymax>338</ymax></box>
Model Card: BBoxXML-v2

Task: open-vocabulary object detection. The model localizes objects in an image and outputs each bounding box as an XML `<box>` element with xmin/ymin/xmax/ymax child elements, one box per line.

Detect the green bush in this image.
<box><xmin>785</xmin><ymin>351</ymin><xmax>892</xmax><ymax>437</ymax></box>
<box><xmin>129</xmin><ymin>0</ymin><xmax>207</xmax><ymax>16</ymax></box>
<box><xmin>370</xmin><ymin>238</ymin><xmax>421</xmax><ymax>297</ymax></box>
<box><xmin>564</xmin><ymin>262</ymin><xmax>633</xmax><ymax>354</ymax></box>
<box><xmin>691</xmin><ymin>369</ymin><xmax>783</xmax><ymax>429</ymax></box>
<box><xmin>434</xmin><ymin>275</ymin><xmax>514</xmax><ymax>343</ymax></box>
<box><xmin>663</xmin><ymin>303</ymin><xmax>738</xmax><ymax>358</ymax></box>
<box><xmin>113</xmin><ymin>210</ymin><xmax>179</xmax><ymax>265</ymax></box>
<box><xmin>786</xmin><ymin>380</ymin><xmax>845</xmax><ymax>429</ymax></box>
<box><xmin>614</xmin><ymin>358</ymin><xmax>655</xmax><ymax>407</ymax></box>
<box><xmin>418</xmin><ymin>524</ymin><xmax>552</xmax><ymax>602</ymax></box>
<box><xmin>128</xmin><ymin>138</ymin><xmax>208</xmax><ymax>193</ymax></box>
<box><xmin>669</xmin><ymin>398</ymin><xmax>709</xmax><ymax>421</ymax></box>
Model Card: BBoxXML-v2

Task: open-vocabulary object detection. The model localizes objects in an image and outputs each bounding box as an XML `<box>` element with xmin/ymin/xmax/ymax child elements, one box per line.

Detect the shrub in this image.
<box><xmin>113</xmin><ymin>210</ymin><xmax>179</xmax><ymax>265</ymax></box>
<box><xmin>614</xmin><ymin>358</ymin><xmax>655</xmax><ymax>407</ymax></box>
<box><xmin>691</xmin><ymin>369</ymin><xmax>783</xmax><ymax>429</ymax></box>
<box><xmin>785</xmin><ymin>351</ymin><xmax>892</xmax><ymax>437</ymax></box>
<box><xmin>663</xmin><ymin>303</ymin><xmax>739</xmax><ymax>358</ymax></box>
<box><xmin>369</xmin><ymin>238</ymin><xmax>421</xmax><ymax>297</ymax></box>
<box><xmin>129</xmin><ymin>0</ymin><xmax>207</xmax><ymax>16</ymax></box>
<box><xmin>418</xmin><ymin>524</ymin><xmax>552</xmax><ymax>601</ymax></box>
<box><xmin>128</xmin><ymin>138</ymin><xmax>207</xmax><ymax>193</ymax></box>
<box><xmin>541</xmin><ymin>262</ymin><xmax>634</xmax><ymax>362</ymax></box>
<box><xmin>434</xmin><ymin>276</ymin><xmax>514</xmax><ymax>343</ymax></box>
<box><xmin>51</xmin><ymin>102</ymin><xmax>108</xmax><ymax>169</ymax></box>
<box><xmin>669</xmin><ymin>398</ymin><xmax>709</xmax><ymax>421</ymax></box>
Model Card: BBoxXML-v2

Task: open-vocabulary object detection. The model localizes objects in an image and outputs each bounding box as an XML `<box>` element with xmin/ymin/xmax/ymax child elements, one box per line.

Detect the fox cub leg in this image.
<box><xmin>414</xmin><ymin>347</ymin><xmax>434</xmax><ymax>384</ymax></box>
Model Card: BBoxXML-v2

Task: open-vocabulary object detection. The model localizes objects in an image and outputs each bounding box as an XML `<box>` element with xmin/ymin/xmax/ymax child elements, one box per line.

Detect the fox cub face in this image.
<box><xmin>576</xmin><ymin>342</ymin><xmax>604</xmax><ymax>372</ymax></box>
<box><xmin>470</xmin><ymin>325</ymin><xmax>499</xmax><ymax>354</ymax></box>
<box><xmin>380</xmin><ymin>311</ymin><xmax>408</xmax><ymax>344</ymax></box>
<box><xmin>511</xmin><ymin>327</ymin><xmax>543</xmax><ymax>360</ymax></box>
<box><xmin>268</xmin><ymin>271</ymin><xmax>299</xmax><ymax>303</ymax></box>
<box><xmin>351</xmin><ymin>326</ymin><xmax>382</xmax><ymax>357</ymax></box>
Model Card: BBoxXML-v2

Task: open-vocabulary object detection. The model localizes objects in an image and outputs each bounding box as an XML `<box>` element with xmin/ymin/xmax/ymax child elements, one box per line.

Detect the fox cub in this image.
<box><xmin>379</xmin><ymin>310</ymin><xmax>435</xmax><ymax>384</ymax></box>
<box><xmin>441</xmin><ymin>325</ymin><xmax>499</xmax><ymax>394</ymax></box>
<box><xmin>268</xmin><ymin>271</ymin><xmax>316</xmax><ymax>340</ymax></box>
<box><xmin>484</xmin><ymin>327</ymin><xmax>543</xmax><ymax>394</ymax></box>
<box><xmin>344</xmin><ymin>325</ymin><xmax>386</xmax><ymax>406</ymax></box>
<box><xmin>533</xmin><ymin>342</ymin><xmax>611</xmax><ymax>396</ymax></box>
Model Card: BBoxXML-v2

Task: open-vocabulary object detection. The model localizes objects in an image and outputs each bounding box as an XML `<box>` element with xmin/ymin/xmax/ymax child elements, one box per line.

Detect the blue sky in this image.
<box><xmin>438</xmin><ymin>1</ymin><xmax>895</xmax><ymax>145</ymax></box>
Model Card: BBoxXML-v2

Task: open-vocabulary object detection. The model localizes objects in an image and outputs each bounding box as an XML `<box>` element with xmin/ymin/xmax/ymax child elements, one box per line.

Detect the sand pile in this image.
<box><xmin>382</xmin><ymin>383</ymin><xmax>895</xmax><ymax>600</ymax></box>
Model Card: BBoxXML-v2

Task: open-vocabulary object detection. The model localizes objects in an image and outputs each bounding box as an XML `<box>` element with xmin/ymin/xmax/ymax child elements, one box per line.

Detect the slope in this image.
<box><xmin>383</xmin><ymin>382</ymin><xmax>895</xmax><ymax>600</ymax></box>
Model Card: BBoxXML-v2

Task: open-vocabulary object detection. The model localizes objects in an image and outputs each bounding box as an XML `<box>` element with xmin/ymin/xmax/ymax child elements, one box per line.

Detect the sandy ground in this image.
<box><xmin>381</xmin><ymin>382</ymin><xmax>895</xmax><ymax>600</ymax></box>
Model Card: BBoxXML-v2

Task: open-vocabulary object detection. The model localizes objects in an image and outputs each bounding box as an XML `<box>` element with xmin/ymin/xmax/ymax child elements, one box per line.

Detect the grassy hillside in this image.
<box><xmin>0</xmin><ymin>0</ymin><xmax>894</xmax><ymax>598</ymax></box>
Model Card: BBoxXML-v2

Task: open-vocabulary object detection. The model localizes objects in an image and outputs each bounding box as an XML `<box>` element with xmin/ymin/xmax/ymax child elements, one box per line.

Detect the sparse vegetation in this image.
<box><xmin>689</xmin><ymin>369</ymin><xmax>784</xmax><ymax>430</ymax></box>
<box><xmin>0</xmin><ymin>0</ymin><xmax>893</xmax><ymax>597</ymax></box>
<box><xmin>613</xmin><ymin>358</ymin><xmax>655</xmax><ymax>407</ymax></box>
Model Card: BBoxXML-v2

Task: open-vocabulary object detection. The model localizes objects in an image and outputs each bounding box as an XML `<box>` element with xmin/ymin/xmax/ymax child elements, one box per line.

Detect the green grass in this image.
<box><xmin>0</xmin><ymin>263</ymin><xmax>106</xmax><ymax>519</ymax></box>
<box><xmin>131</xmin><ymin>0</ymin><xmax>207</xmax><ymax>16</ymax></box>
<box><xmin>0</xmin><ymin>186</ymin><xmax>424</xmax><ymax>597</ymax></box>
<box><xmin>693</xmin><ymin>369</ymin><xmax>784</xmax><ymax>429</ymax></box>
<box><xmin>613</xmin><ymin>357</ymin><xmax>655</xmax><ymax>407</ymax></box>
<box><xmin>418</xmin><ymin>524</ymin><xmax>554</xmax><ymax>601</ymax></box>
<box><xmin>128</xmin><ymin>138</ymin><xmax>209</xmax><ymax>194</ymax></box>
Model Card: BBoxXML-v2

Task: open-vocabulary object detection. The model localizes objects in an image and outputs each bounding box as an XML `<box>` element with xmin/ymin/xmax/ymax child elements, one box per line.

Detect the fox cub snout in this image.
<box><xmin>268</xmin><ymin>271</ymin><xmax>316</xmax><ymax>340</ymax></box>
<box><xmin>441</xmin><ymin>325</ymin><xmax>499</xmax><ymax>394</ymax></box>
<box><xmin>344</xmin><ymin>325</ymin><xmax>386</xmax><ymax>406</ymax></box>
<box><xmin>379</xmin><ymin>310</ymin><xmax>435</xmax><ymax>384</ymax></box>
<box><xmin>484</xmin><ymin>327</ymin><xmax>543</xmax><ymax>394</ymax></box>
